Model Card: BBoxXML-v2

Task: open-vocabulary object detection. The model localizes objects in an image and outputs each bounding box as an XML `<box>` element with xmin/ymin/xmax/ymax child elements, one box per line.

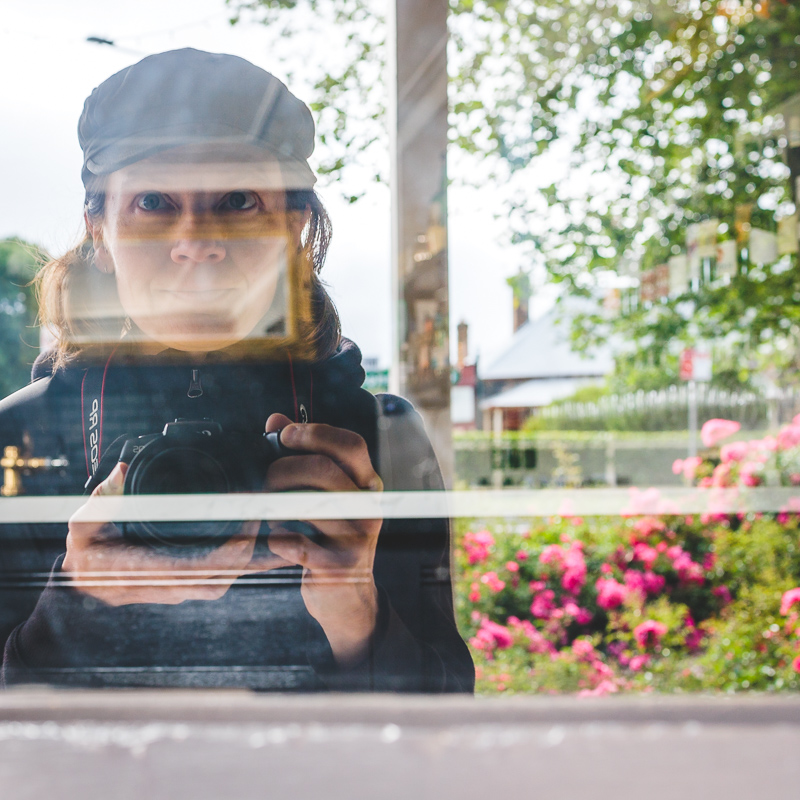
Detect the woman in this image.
<box><xmin>0</xmin><ymin>48</ymin><xmax>473</xmax><ymax>692</ymax></box>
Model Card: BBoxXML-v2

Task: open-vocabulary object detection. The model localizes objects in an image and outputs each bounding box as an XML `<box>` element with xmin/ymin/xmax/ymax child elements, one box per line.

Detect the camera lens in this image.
<box><xmin>124</xmin><ymin>442</ymin><xmax>239</xmax><ymax>549</ymax></box>
<box><xmin>132</xmin><ymin>448</ymin><xmax>229</xmax><ymax>495</ymax></box>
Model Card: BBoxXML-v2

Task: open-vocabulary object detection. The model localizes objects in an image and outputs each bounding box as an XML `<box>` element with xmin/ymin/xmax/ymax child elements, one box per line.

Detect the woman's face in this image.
<box><xmin>92</xmin><ymin>149</ymin><xmax>300</xmax><ymax>352</ymax></box>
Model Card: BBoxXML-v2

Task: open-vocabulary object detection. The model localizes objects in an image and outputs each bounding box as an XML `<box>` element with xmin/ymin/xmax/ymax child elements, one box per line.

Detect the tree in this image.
<box><xmin>0</xmin><ymin>239</ymin><xmax>42</xmax><ymax>397</ymax></box>
<box><xmin>228</xmin><ymin>0</ymin><xmax>800</xmax><ymax>388</ymax></box>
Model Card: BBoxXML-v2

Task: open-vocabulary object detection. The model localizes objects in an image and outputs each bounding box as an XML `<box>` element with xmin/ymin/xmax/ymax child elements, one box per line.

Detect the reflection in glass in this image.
<box><xmin>0</xmin><ymin>48</ymin><xmax>474</xmax><ymax>693</ymax></box>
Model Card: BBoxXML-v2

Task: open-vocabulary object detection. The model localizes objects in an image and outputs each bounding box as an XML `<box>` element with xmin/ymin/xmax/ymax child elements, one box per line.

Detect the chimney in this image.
<box><xmin>457</xmin><ymin>321</ymin><xmax>468</xmax><ymax>371</ymax></box>
<box><xmin>509</xmin><ymin>268</ymin><xmax>532</xmax><ymax>332</ymax></box>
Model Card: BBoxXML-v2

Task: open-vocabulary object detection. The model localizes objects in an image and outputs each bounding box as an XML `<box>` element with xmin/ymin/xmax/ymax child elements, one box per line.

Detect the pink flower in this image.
<box><xmin>777</xmin><ymin>424</ymin><xmax>800</xmax><ymax>452</ymax></box>
<box><xmin>680</xmin><ymin>456</ymin><xmax>703</xmax><ymax>482</ymax></box>
<box><xmin>592</xmin><ymin>660</ymin><xmax>615</xmax><ymax>680</ymax></box>
<box><xmin>672</xmin><ymin>552</ymin><xmax>704</xmax><ymax>585</ymax></box>
<box><xmin>480</xmin><ymin>571</ymin><xmax>506</xmax><ymax>593</ymax></box>
<box><xmin>505</xmin><ymin>561</ymin><xmax>519</xmax><ymax>573</ymax></box>
<box><xmin>468</xmin><ymin>581</ymin><xmax>481</xmax><ymax>603</ymax></box>
<box><xmin>685</xmin><ymin>627</ymin><xmax>704</xmax><ymax>652</ymax></box>
<box><xmin>713</xmin><ymin>585</ymin><xmax>732</xmax><ymax>606</ymax></box>
<box><xmin>471</xmin><ymin>530</ymin><xmax>494</xmax><ymax>547</ymax></box>
<box><xmin>469</xmin><ymin>619</ymin><xmax>513</xmax><ymax>651</ymax></box>
<box><xmin>701</xmin><ymin>418</ymin><xmax>741</xmax><ymax>448</ymax></box>
<box><xmin>507</xmin><ymin>616</ymin><xmax>554</xmax><ymax>655</ymax></box>
<box><xmin>561</xmin><ymin>545</ymin><xmax>587</xmax><ymax>594</ymax></box>
<box><xmin>634</xmin><ymin>620</ymin><xmax>668</xmax><ymax>650</ymax></box>
<box><xmin>792</xmin><ymin>656</ymin><xmax>800</xmax><ymax>674</ymax></box>
<box><xmin>577</xmin><ymin>680</ymin><xmax>618</xmax><ymax>698</ymax></box>
<box><xmin>778</xmin><ymin>497</ymin><xmax>800</xmax><ymax>525</ymax></box>
<box><xmin>596</xmin><ymin>577</ymin><xmax>628</xmax><ymax>610</ymax></box>
<box><xmin>515</xmin><ymin>550</ymin><xmax>528</xmax><ymax>561</ymax></box>
<box><xmin>740</xmin><ymin>462</ymin><xmax>762</xmax><ymax>487</ymax></box>
<box><xmin>572</xmin><ymin>638</ymin><xmax>595</xmax><ymax>661</ymax></box>
<box><xmin>672</xmin><ymin>458</ymin><xmax>684</xmax><ymax>476</ymax></box>
<box><xmin>628</xmin><ymin>654</ymin><xmax>649</xmax><ymax>671</ymax></box>
<box><xmin>643</xmin><ymin>570</ymin><xmax>666</xmax><ymax>595</ymax></box>
<box><xmin>624</xmin><ymin>569</ymin><xmax>646</xmax><ymax>596</ymax></box>
<box><xmin>711</xmin><ymin>462</ymin><xmax>734</xmax><ymax>488</ymax></box>
<box><xmin>540</xmin><ymin>544</ymin><xmax>566</xmax><ymax>569</ymax></box>
<box><xmin>632</xmin><ymin>517</ymin><xmax>666</xmax><ymax>538</ymax></box>
<box><xmin>562</xmin><ymin>602</ymin><xmax>592</xmax><ymax>625</ymax></box>
<box><xmin>464</xmin><ymin>530</ymin><xmax>495</xmax><ymax>564</ymax></box>
<box><xmin>633</xmin><ymin>543</ymin><xmax>659</xmax><ymax>569</ymax></box>
<box><xmin>531</xmin><ymin>589</ymin><xmax>556</xmax><ymax>619</ymax></box>
<box><xmin>780</xmin><ymin>588</ymin><xmax>800</xmax><ymax>616</ymax></box>
<box><xmin>720</xmin><ymin>441</ymin><xmax>749</xmax><ymax>463</ymax></box>
<box><xmin>750</xmin><ymin>436</ymin><xmax>778</xmax><ymax>453</ymax></box>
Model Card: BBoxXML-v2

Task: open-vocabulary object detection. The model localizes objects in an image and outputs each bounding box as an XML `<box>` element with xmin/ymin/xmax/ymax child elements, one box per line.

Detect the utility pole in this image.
<box><xmin>388</xmin><ymin>0</ymin><xmax>452</xmax><ymax>484</ymax></box>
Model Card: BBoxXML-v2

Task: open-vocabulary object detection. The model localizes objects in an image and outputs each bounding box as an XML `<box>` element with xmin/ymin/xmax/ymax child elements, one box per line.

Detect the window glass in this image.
<box><xmin>0</xmin><ymin>0</ymin><xmax>798</xmax><ymax>696</ymax></box>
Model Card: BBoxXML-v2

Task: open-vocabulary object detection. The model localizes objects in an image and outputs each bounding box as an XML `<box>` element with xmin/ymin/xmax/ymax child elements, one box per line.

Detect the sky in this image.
<box><xmin>0</xmin><ymin>0</ymin><xmax>553</xmax><ymax>370</ymax></box>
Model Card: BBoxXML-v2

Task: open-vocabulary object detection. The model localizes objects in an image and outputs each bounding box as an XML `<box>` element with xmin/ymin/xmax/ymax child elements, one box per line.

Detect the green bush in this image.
<box><xmin>454</xmin><ymin>512</ymin><xmax>800</xmax><ymax>695</ymax></box>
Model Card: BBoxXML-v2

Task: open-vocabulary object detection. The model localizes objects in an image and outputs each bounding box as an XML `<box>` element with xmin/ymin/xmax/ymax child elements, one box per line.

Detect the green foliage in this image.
<box><xmin>229</xmin><ymin>0</ymin><xmax>800</xmax><ymax>386</ymax></box>
<box><xmin>0</xmin><ymin>239</ymin><xmax>42</xmax><ymax>397</ymax></box>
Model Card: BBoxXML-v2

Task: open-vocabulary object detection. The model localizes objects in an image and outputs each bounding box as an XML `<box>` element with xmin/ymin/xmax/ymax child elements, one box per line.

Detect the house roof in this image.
<box><xmin>478</xmin><ymin>297</ymin><xmax>615</xmax><ymax>381</ymax></box>
<box><xmin>478</xmin><ymin>377</ymin><xmax>603</xmax><ymax>410</ymax></box>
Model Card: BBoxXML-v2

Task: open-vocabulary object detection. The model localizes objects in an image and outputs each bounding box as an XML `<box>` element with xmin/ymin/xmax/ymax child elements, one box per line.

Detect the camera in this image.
<box><xmin>118</xmin><ymin>419</ymin><xmax>292</xmax><ymax>550</ymax></box>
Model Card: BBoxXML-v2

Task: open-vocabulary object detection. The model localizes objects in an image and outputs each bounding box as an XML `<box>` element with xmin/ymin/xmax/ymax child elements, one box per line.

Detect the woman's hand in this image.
<box><xmin>62</xmin><ymin>462</ymin><xmax>288</xmax><ymax>606</ymax></box>
<box><xmin>255</xmin><ymin>413</ymin><xmax>383</xmax><ymax>669</ymax></box>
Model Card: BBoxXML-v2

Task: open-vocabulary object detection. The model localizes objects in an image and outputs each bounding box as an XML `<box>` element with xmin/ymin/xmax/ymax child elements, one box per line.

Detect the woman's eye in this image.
<box><xmin>221</xmin><ymin>191</ymin><xmax>257</xmax><ymax>211</ymax></box>
<box><xmin>137</xmin><ymin>193</ymin><xmax>168</xmax><ymax>211</ymax></box>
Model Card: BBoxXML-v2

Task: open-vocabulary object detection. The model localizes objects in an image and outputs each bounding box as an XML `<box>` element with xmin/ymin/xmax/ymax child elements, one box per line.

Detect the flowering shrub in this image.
<box><xmin>455</xmin><ymin>508</ymin><xmax>800</xmax><ymax>695</ymax></box>
<box><xmin>673</xmin><ymin>414</ymin><xmax>800</xmax><ymax>490</ymax></box>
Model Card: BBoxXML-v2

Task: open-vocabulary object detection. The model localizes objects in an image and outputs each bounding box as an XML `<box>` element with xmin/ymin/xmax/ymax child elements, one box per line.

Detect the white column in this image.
<box><xmin>388</xmin><ymin>0</ymin><xmax>452</xmax><ymax>485</ymax></box>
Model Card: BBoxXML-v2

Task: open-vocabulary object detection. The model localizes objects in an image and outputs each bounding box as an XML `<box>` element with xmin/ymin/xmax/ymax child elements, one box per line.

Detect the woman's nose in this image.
<box><xmin>170</xmin><ymin>237</ymin><xmax>227</xmax><ymax>264</ymax></box>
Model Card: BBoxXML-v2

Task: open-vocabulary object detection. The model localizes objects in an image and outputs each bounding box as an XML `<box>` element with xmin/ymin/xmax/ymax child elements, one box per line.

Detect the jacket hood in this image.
<box><xmin>31</xmin><ymin>350</ymin><xmax>57</xmax><ymax>382</ymax></box>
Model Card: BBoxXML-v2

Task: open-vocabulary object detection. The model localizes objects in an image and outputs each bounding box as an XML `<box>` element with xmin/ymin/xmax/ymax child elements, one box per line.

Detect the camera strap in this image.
<box><xmin>80</xmin><ymin>346</ymin><xmax>119</xmax><ymax>482</ymax></box>
<box><xmin>80</xmin><ymin>349</ymin><xmax>315</xmax><ymax>484</ymax></box>
<box><xmin>286</xmin><ymin>351</ymin><xmax>313</xmax><ymax>425</ymax></box>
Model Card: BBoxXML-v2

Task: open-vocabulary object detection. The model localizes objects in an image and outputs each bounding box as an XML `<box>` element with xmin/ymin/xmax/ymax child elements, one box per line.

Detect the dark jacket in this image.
<box><xmin>0</xmin><ymin>340</ymin><xmax>474</xmax><ymax>692</ymax></box>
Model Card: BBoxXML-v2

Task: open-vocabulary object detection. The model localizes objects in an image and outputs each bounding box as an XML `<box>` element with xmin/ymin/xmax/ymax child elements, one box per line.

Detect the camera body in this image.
<box><xmin>118</xmin><ymin>419</ymin><xmax>291</xmax><ymax>549</ymax></box>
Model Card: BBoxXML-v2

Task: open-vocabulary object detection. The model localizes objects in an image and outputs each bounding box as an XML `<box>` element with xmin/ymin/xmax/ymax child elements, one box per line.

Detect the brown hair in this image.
<box><xmin>35</xmin><ymin>188</ymin><xmax>341</xmax><ymax>370</ymax></box>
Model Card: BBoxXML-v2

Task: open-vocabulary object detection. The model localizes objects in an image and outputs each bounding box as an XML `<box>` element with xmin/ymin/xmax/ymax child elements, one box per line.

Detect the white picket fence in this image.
<box><xmin>539</xmin><ymin>384</ymin><xmax>800</xmax><ymax>430</ymax></box>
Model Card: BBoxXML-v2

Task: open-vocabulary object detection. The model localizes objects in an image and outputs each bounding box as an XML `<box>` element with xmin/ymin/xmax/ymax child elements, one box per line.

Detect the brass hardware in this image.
<box><xmin>1</xmin><ymin>445</ymin><xmax>69</xmax><ymax>497</ymax></box>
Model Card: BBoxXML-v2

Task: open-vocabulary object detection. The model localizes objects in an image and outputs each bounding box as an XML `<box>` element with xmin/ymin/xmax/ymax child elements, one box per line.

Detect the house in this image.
<box><xmin>477</xmin><ymin>296</ymin><xmax>615</xmax><ymax>431</ymax></box>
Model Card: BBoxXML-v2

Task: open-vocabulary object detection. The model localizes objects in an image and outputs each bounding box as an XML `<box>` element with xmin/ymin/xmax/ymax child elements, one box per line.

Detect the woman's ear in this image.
<box><xmin>84</xmin><ymin>212</ymin><xmax>114</xmax><ymax>275</ymax></box>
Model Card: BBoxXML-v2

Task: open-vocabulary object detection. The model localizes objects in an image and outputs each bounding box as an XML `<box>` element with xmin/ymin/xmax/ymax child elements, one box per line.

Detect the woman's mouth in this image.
<box><xmin>159</xmin><ymin>288</ymin><xmax>237</xmax><ymax>305</ymax></box>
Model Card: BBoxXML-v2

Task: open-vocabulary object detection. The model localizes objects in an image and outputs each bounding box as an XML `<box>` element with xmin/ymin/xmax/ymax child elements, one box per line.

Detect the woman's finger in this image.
<box><xmin>267</xmin><ymin>526</ymin><xmax>335</xmax><ymax>570</ymax></box>
<box><xmin>67</xmin><ymin>462</ymin><xmax>128</xmax><ymax>537</ymax></box>
<box><xmin>266</xmin><ymin>454</ymin><xmax>359</xmax><ymax>493</ymax></box>
<box><xmin>93</xmin><ymin>461</ymin><xmax>127</xmax><ymax>497</ymax></box>
<box><xmin>266</xmin><ymin>417</ymin><xmax>382</xmax><ymax>492</ymax></box>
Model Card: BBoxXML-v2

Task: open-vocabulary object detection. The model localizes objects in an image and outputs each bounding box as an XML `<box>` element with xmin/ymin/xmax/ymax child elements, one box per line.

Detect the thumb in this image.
<box><xmin>92</xmin><ymin>461</ymin><xmax>128</xmax><ymax>497</ymax></box>
<box><xmin>265</xmin><ymin>412</ymin><xmax>294</xmax><ymax>434</ymax></box>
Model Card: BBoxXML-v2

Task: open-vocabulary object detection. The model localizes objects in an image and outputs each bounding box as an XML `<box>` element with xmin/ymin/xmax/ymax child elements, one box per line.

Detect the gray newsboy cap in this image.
<box><xmin>78</xmin><ymin>48</ymin><xmax>316</xmax><ymax>189</ymax></box>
